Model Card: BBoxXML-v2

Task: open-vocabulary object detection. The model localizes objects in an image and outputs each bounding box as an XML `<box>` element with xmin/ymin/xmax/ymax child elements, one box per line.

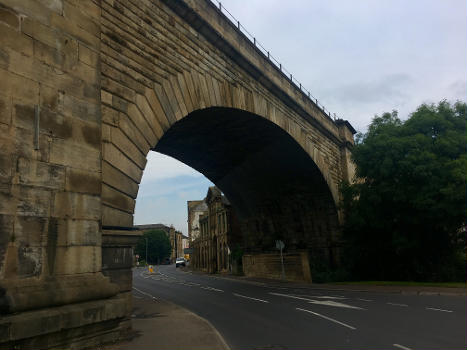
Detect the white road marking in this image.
<box><xmin>270</xmin><ymin>292</ymin><xmax>362</xmax><ymax>309</ymax></box>
<box><xmin>132</xmin><ymin>287</ymin><xmax>159</xmax><ymax>301</ymax></box>
<box><xmin>393</xmin><ymin>343</ymin><xmax>413</xmax><ymax>350</ymax></box>
<box><xmin>233</xmin><ymin>293</ymin><xmax>270</xmax><ymax>303</ymax></box>
<box><xmin>200</xmin><ymin>286</ymin><xmax>224</xmax><ymax>292</ymax></box>
<box><xmin>308</xmin><ymin>300</ymin><xmax>364</xmax><ymax>310</ymax></box>
<box><xmin>307</xmin><ymin>295</ymin><xmax>347</xmax><ymax>300</ymax></box>
<box><xmin>387</xmin><ymin>302</ymin><xmax>408</xmax><ymax>307</ymax></box>
<box><xmin>426</xmin><ymin>307</ymin><xmax>453</xmax><ymax>313</ymax></box>
<box><xmin>357</xmin><ymin>298</ymin><xmax>374</xmax><ymax>302</ymax></box>
<box><xmin>269</xmin><ymin>292</ymin><xmax>315</xmax><ymax>302</ymax></box>
<box><xmin>296</xmin><ymin>308</ymin><xmax>356</xmax><ymax>330</ymax></box>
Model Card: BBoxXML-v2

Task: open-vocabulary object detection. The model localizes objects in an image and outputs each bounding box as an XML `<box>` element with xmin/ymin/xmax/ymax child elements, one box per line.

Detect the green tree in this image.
<box><xmin>341</xmin><ymin>100</ymin><xmax>466</xmax><ymax>281</ymax></box>
<box><xmin>135</xmin><ymin>229</ymin><xmax>171</xmax><ymax>264</ymax></box>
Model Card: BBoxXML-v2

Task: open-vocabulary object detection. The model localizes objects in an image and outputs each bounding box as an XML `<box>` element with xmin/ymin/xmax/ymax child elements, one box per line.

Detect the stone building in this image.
<box><xmin>187</xmin><ymin>200</ymin><xmax>209</xmax><ymax>242</ymax></box>
<box><xmin>134</xmin><ymin>224</ymin><xmax>184</xmax><ymax>262</ymax></box>
<box><xmin>190</xmin><ymin>187</ymin><xmax>241</xmax><ymax>273</ymax></box>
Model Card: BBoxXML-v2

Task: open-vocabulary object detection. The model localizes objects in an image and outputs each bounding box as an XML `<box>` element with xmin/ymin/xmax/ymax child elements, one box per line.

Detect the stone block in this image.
<box><xmin>0</xmin><ymin>67</ymin><xmax>39</xmax><ymax>104</ymax></box>
<box><xmin>13</xmin><ymin>126</ymin><xmax>50</xmax><ymax>163</ymax></box>
<box><xmin>102</xmin><ymin>247</ymin><xmax>134</xmax><ymax>271</ymax></box>
<box><xmin>65</xmin><ymin>0</ymin><xmax>100</xmax><ymax>22</ymax></box>
<box><xmin>102</xmin><ymin>77</ymin><xmax>136</xmax><ymax>102</ymax></box>
<box><xmin>17</xmin><ymin>157</ymin><xmax>66</xmax><ymax>190</ymax></box>
<box><xmin>50</xmin><ymin>11</ymin><xmax>100</xmax><ymax>48</ymax></box>
<box><xmin>33</xmin><ymin>38</ymin><xmax>78</xmax><ymax>72</ymax></box>
<box><xmin>17</xmin><ymin>244</ymin><xmax>43</xmax><ymax>278</ymax></box>
<box><xmin>135</xmin><ymin>93</ymin><xmax>163</xmax><ymax>139</ymax></box>
<box><xmin>58</xmin><ymin>93</ymin><xmax>100</xmax><ymax>124</ymax></box>
<box><xmin>21</xmin><ymin>17</ymin><xmax>65</xmax><ymax>51</ymax></box>
<box><xmin>0</xmin><ymin>21</ymin><xmax>33</xmax><ymax>57</ymax></box>
<box><xmin>65</xmin><ymin>168</ymin><xmax>101</xmax><ymax>195</ymax></box>
<box><xmin>102</xmin><ymin>205</ymin><xmax>133</xmax><ymax>229</ymax></box>
<box><xmin>102</xmin><ymin>184</ymin><xmax>135</xmax><ymax>214</ymax></box>
<box><xmin>103</xmin><ymin>143</ymin><xmax>143</xmax><ymax>183</ymax></box>
<box><xmin>56</xmin><ymin>218</ymin><xmax>100</xmax><ymax>246</ymax></box>
<box><xmin>72</xmin><ymin>118</ymin><xmax>100</xmax><ymax>149</ymax></box>
<box><xmin>127</xmin><ymin>103</ymin><xmax>157</xmax><ymax>146</ymax></box>
<box><xmin>102</xmin><ymin>161</ymin><xmax>139</xmax><ymax>199</ymax></box>
<box><xmin>0</xmin><ymin>5</ymin><xmax>19</xmax><ymax>29</ymax></box>
<box><xmin>118</xmin><ymin>112</ymin><xmax>151</xmax><ymax>155</ymax></box>
<box><xmin>0</xmin><ymin>92</ymin><xmax>11</xmax><ymax>125</ymax></box>
<box><xmin>13</xmin><ymin>216</ymin><xmax>48</xmax><ymax>245</ymax></box>
<box><xmin>16</xmin><ymin>187</ymin><xmax>53</xmax><ymax>217</ymax></box>
<box><xmin>102</xmin><ymin>268</ymin><xmax>132</xmax><ymax>292</ymax></box>
<box><xmin>40</xmin><ymin>85</ymin><xmax>63</xmax><ymax>112</ymax></box>
<box><xmin>63</xmin><ymin>1</ymin><xmax>99</xmax><ymax>36</ymax></box>
<box><xmin>101</xmin><ymin>105</ymin><xmax>119</xmax><ymax>126</ymax></box>
<box><xmin>78</xmin><ymin>42</ymin><xmax>98</xmax><ymax>67</ymax></box>
<box><xmin>145</xmin><ymin>87</ymin><xmax>170</xmax><ymax>131</ymax></box>
<box><xmin>49</xmin><ymin>137</ymin><xmax>100</xmax><ymax>172</ymax></box>
<box><xmin>54</xmin><ymin>246</ymin><xmax>101</xmax><ymax>274</ymax></box>
<box><xmin>110</xmin><ymin>126</ymin><xmax>146</xmax><ymax>169</ymax></box>
<box><xmin>52</xmin><ymin>192</ymin><xmax>100</xmax><ymax>220</ymax></box>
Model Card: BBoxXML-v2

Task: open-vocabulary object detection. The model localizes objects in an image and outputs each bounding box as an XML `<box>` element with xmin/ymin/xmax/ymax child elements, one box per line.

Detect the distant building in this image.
<box><xmin>134</xmin><ymin>223</ymin><xmax>186</xmax><ymax>262</ymax></box>
<box><xmin>187</xmin><ymin>200</ymin><xmax>208</xmax><ymax>242</ymax></box>
<box><xmin>188</xmin><ymin>187</ymin><xmax>241</xmax><ymax>273</ymax></box>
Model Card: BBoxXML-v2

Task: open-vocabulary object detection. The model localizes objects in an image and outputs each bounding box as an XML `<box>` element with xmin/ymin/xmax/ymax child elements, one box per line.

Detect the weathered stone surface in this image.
<box><xmin>52</xmin><ymin>192</ymin><xmax>100</xmax><ymax>220</ymax></box>
<box><xmin>54</xmin><ymin>246</ymin><xmax>101</xmax><ymax>274</ymax></box>
<box><xmin>102</xmin><ymin>205</ymin><xmax>133</xmax><ymax>228</ymax></box>
<box><xmin>65</xmin><ymin>168</ymin><xmax>101</xmax><ymax>195</ymax></box>
<box><xmin>243</xmin><ymin>252</ymin><xmax>312</xmax><ymax>282</ymax></box>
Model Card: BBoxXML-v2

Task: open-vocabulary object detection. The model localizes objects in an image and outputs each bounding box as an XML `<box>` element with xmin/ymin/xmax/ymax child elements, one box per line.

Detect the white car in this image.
<box><xmin>175</xmin><ymin>257</ymin><xmax>186</xmax><ymax>268</ymax></box>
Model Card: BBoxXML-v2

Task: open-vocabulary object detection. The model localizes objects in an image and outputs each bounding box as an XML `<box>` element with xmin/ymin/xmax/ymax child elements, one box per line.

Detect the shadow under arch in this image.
<box><xmin>153</xmin><ymin>107</ymin><xmax>340</xmax><ymax>255</ymax></box>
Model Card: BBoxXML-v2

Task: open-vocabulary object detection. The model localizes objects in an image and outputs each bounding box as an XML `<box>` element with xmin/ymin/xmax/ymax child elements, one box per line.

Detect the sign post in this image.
<box><xmin>275</xmin><ymin>240</ymin><xmax>285</xmax><ymax>280</ymax></box>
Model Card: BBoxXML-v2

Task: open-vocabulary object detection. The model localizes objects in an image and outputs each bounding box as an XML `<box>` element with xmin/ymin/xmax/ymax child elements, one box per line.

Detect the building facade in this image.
<box><xmin>189</xmin><ymin>187</ymin><xmax>239</xmax><ymax>273</ymax></box>
<box><xmin>134</xmin><ymin>224</ymin><xmax>185</xmax><ymax>262</ymax></box>
<box><xmin>187</xmin><ymin>200</ymin><xmax>208</xmax><ymax>241</ymax></box>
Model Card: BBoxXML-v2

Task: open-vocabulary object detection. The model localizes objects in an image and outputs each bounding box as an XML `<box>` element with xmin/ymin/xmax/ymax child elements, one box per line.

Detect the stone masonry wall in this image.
<box><xmin>99</xmin><ymin>0</ymin><xmax>355</xmax><ymax>232</ymax></box>
<box><xmin>0</xmin><ymin>0</ymin><xmax>131</xmax><ymax>348</ymax></box>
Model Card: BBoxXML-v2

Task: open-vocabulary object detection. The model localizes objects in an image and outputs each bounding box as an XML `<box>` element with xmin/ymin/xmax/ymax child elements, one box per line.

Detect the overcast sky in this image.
<box><xmin>134</xmin><ymin>0</ymin><xmax>466</xmax><ymax>234</ymax></box>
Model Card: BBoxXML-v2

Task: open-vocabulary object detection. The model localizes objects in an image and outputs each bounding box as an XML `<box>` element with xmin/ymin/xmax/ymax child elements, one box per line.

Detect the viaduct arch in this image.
<box><xmin>0</xmin><ymin>0</ymin><xmax>355</xmax><ymax>347</ymax></box>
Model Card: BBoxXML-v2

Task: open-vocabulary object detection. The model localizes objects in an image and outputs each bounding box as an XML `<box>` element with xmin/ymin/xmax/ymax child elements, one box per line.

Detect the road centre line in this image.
<box><xmin>357</xmin><ymin>298</ymin><xmax>374</xmax><ymax>302</ymax></box>
<box><xmin>426</xmin><ymin>307</ymin><xmax>453</xmax><ymax>313</ymax></box>
<box><xmin>393</xmin><ymin>343</ymin><xmax>413</xmax><ymax>350</ymax></box>
<box><xmin>233</xmin><ymin>293</ymin><xmax>270</xmax><ymax>303</ymax></box>
<box><xmin>133</xmin><ymin>287</ymin><xmax>159</xmax><ymax>301</ymax></box>
<box><xmin>296</xmin><ymin>308</ymin><xmax>356</xmax><ymax>330</ymax></box>
<box><xmin>387</xmin><ymin>302</ymin><xmax>408</xmax><ymax>307</ymax></box>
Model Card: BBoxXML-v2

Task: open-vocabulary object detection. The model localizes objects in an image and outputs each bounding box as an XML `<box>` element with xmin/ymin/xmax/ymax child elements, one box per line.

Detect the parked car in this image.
<box><xmin>175</xmin><ymin>257</ymin><xmax>186</xmax><ymax>268</ymax></box>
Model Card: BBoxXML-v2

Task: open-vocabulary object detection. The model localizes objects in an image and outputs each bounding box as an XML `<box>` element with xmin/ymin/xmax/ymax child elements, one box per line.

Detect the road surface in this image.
<box><xmin>133</xmin><ymin>265</ymin><xmax>466</xmax><ymax>350</ymax></box>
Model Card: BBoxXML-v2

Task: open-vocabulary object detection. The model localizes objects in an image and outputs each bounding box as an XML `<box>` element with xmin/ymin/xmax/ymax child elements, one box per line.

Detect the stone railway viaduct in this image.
<box><xmin>0</xmin><ymin>0</ymin><xmax>355</xmax><ymax>347</ymax></box>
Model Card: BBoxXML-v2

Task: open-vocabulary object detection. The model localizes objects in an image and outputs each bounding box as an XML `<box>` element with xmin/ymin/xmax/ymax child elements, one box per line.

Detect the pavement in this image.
<box><xmin>105</xmin><ymin>266</ymin><xmax>466</xmax><ymax>349</ymax></box>
<box><xmin>103</xmin><ymin>292</ymin><xmax>230</xmax><ymax>350</ymax></box>
<box><xmin>200</xmin><ymin>272</ymin><xmax>467</xmax><ymax>296</ymax></box>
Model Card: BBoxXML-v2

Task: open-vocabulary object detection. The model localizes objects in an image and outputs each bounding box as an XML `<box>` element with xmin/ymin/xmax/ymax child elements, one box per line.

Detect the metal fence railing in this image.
<box><xmin>209</xmin><ymin>0</ymin><xmax>340</xmax><ymax>121</ymax></box>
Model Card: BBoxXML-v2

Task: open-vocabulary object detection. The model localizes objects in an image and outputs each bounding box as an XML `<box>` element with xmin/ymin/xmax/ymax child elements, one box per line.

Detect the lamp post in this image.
<box><xmin>145</xmin><ymin>236</ymin><xmax>148</xmax><ymax>266</ymax></box>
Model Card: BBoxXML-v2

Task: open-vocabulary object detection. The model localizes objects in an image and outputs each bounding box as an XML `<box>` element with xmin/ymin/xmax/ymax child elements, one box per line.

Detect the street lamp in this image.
<box><xmin>145</xmin><ymin>236</ymin><xmax>148</xmax><ymax>266</ymax></box>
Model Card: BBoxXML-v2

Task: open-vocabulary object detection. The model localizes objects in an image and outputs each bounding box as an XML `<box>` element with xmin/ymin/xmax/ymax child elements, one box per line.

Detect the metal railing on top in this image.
<box><xmin>208</xmin><ymin>0</ymin><xmax>340</xmax><ymax>121</ymax></box>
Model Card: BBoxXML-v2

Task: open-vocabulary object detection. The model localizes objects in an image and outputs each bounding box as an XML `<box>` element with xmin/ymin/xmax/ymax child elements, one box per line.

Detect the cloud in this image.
<box><xmin>141</xmin><ymin>152</ymin><xmax>203</xmax><ymax>181</ymax></box>
<box><xmin>328</xmin><ymin>74</ymin><xmax>413</xmax><ymax>105</ymax></box>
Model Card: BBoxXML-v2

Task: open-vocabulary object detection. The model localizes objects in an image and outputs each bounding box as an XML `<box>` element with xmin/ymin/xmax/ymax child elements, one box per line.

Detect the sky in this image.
<box><xmin>134</xmin><ymin>0</ymin><xmax>467</xmax><ymax>234</ymax></box>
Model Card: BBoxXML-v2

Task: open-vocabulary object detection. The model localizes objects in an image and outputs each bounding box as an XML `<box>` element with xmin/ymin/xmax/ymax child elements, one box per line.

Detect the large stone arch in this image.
<box><xmin>101</xmin><ymin>73</ymin><xmax>340</xmax><ymax>230</ymax></box>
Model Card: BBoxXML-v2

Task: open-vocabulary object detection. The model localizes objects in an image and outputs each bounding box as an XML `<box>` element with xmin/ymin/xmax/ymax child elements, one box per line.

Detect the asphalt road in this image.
<box><xmin>133</xmin><ymin>265</ymin><xmax>466</xmax><ymax>350</ymax></box>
